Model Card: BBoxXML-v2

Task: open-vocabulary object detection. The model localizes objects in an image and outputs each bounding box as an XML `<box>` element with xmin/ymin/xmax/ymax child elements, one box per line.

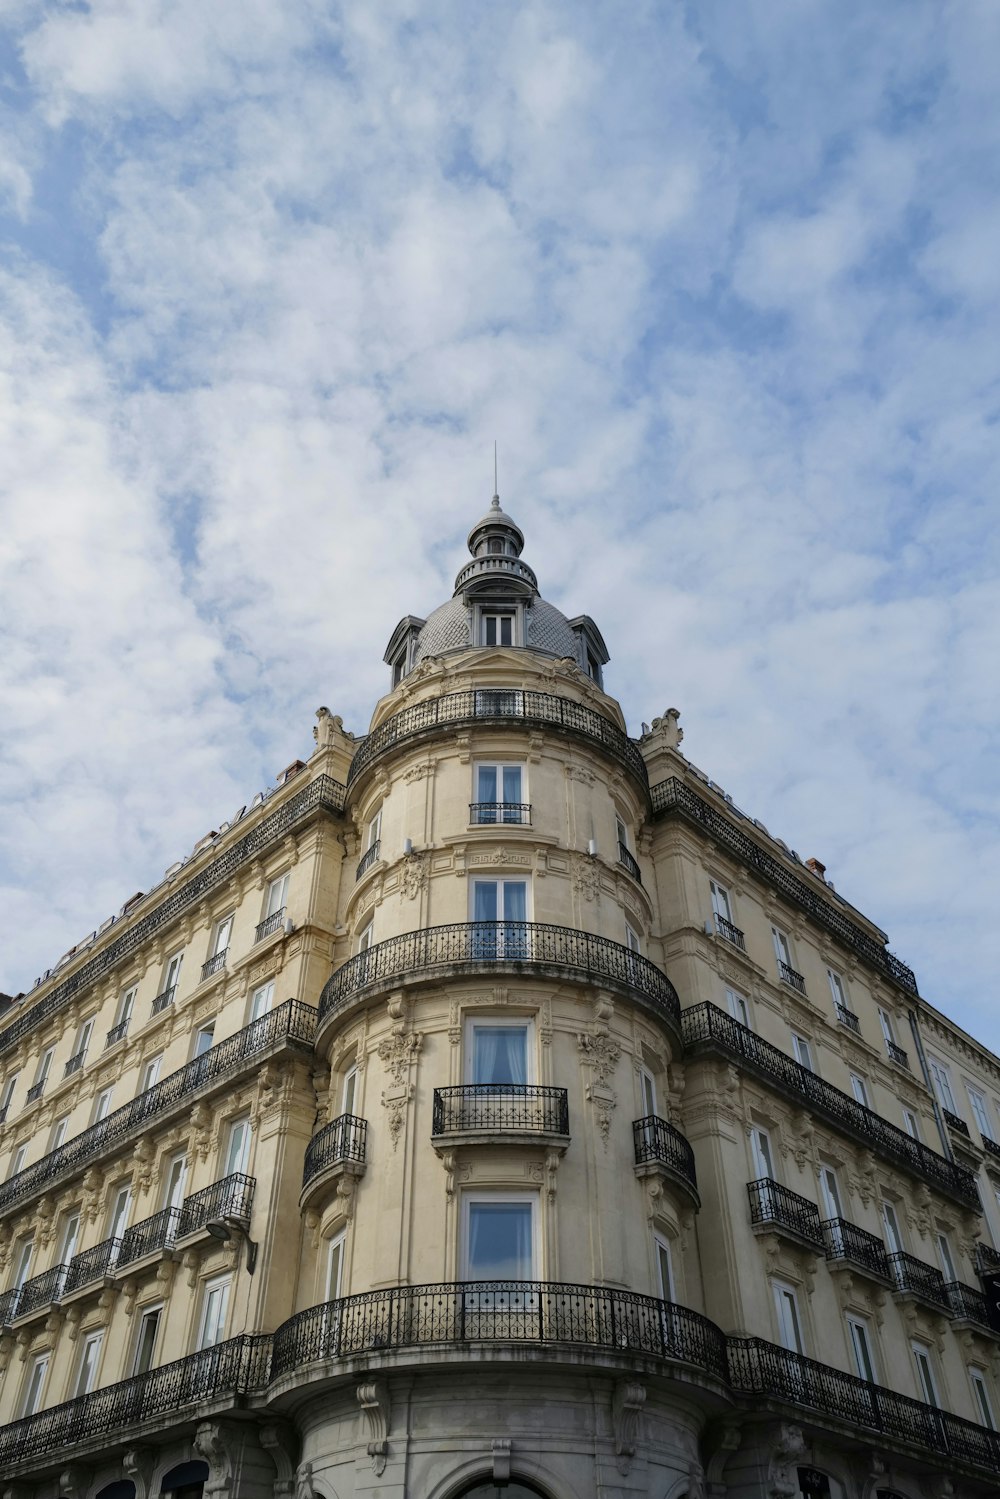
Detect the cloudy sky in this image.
<box><xmin>1</xmin><ymin>2</ymin><xmax>998</xmax><ymax>1052</ymax></box>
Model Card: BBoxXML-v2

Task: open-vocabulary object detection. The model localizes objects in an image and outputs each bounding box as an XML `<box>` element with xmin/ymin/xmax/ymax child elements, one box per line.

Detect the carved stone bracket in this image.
<box><xmin>57</xmin><ymin>1465</ymin><xmax>90</xmax><ymax>1499</ymax></box>
<box><xmin>123</xmin><ymin>1446</ymin><xmax>155</xmax><ymax>1499</ymax></box>
<box><xmin>194</xmin><ymin>1418</ymin><xmax>240</xmax><ymax>1497</ymax></box>
<box><xmin>260</xmin><ymin>1421</ymin><xmax>299</xmax><ymax>1498</ymax></box>
<box><xmin>491</xmin><ymin>1438</ymin><xmax>511</xmax><ymax>1482</ymax></box>
<box><xmin>357</xmin><ymin>1380</ymin><xmax>390</xmax><ymax>1475</ymax></box>
<box><xmin>612</xmin><ymin>1379</ymin><xmax>645</xmax><ymax>1474</ymax></box>
<box><xmin>768</xmin><ymin>1423</ymin><xmax>807</xmax><ymax>1499</ymax></box>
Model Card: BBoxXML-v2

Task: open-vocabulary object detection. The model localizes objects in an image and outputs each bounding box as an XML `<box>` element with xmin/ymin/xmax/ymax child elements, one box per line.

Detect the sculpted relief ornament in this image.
<box><xmin>378</xmin><ymin>1013</ymin><xmax>422</xmax><ymax>1151</ymax></box>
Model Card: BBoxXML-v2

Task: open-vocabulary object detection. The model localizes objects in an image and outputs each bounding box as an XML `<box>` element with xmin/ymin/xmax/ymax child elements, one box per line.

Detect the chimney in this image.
<box><xmin>805</xmin><ymin>857</ymin><xmax>827</xmax><ymax>881</ymax></box>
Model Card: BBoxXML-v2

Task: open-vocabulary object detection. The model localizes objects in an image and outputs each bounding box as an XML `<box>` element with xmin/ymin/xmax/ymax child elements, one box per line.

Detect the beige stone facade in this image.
<box><xmin>0</xmin><ymin>498</ymin><xmax>998</xmax><ymax>1499</ymax></box>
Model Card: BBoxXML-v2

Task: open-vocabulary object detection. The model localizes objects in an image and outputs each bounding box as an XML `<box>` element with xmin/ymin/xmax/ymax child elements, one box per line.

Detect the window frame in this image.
<box><xmin>0</xmin><ymin>1071</ymin><xmax>18</xmax><ymax>1113</ymax></box>
<box><xmin>162</xmin><ymin>951</ymin><xmax>184</xmax><ymax>993</ymax></box>
<box><xmin>970</xmin><ymin>1368</ymin><xmax>997</xmax><ymax>1430</ymax></box>
<box><xmin>264</xmin><ymin>872</ymin><xmax>290</xmax><ymax>920</ymax></box>
<box><xmin>193</xmin><ymin>1023</ymin><xmax>216</xmax><ymax>1058</ymax></box>
<box><xmin>480</xmin><ymin>610</ymin><xmax>516</xmax><ymax>648</ymax></box>
<box><xmin>850</xmin><ymin>1072</ymin><xmax>870</xmax><ymax>1108</ymax></box>
<box><xmin>847</xmin><ymin>1314</ymin><xmax>878</xmax><ymax>1384</ymax></box>
<box><xmin>92</xmin><ymin>1086</ymin><xmax>115</xmax><ymax>1124</ymax></box>
<box><xmin>224</xmin><ymin>1116</ymin><xmax>252</xmax><ymax>1177</ymax></box>
<box><xmin>8</xmin><ymin>1143</ymin><xmax>28</xmax><ymax>1180</ymax></box>
<box><xmin>791</xmin><ymin>1034</ymin><xmax>815</xmax><ymax>1072</ymax></box>
<box><xmin>818</xmin><ymin>1165</ymin><xmax>843</xmax><ymax>1220</ymax></box>
<box><xmin>115</xmin><ymin>985</ymin><xmax>137</xmax><ymax>1032</ymax></box>
<box><xmin>750</xmin><ymin>1125</ymin><xmax>775</xmax><ymax>1181</ymax></box>
<box><xmin>911</xmin><ymin>1340</ymin><xmax>940</xmax><ymax>1406</ymax></box>
<box><xmin>20</xmin><ymin>1351</ymin><xmax>50</xmax><ymax>1417</ymax></box>
<box><xmin>139</xmin><ymin>1054</ymin><xmax>163</xmax><ymax>1092</ymax></box>
<box><xmin>709</xmin><ymin>880</ymin><xmax>732</xmax><ymax>925</ymax></box>
<box><xmin>74</xmin><ymin>1328</ymin><xmax>104</xmax><ymax>1397</ymax></box>
<box><xmin>461</xmin><ymin>1191</ymin><xmax>539</xmax><ymax>1281</ymax></box>
<box><xmin>35</xmin><ymin>1045</ymin><xmax>55</xmax><ymax>1088</ymax></box>
<box><xmin>474</xmin><ymin>761</ymin><xmax>525</xmax><ymax>818</ymax></box>
<box><xmin>902</xmin><ymin>1108</ymin><xmax>921</xmax><ymax>1141</ymax></box>
<box><xmin>772</xmin><ymin>1279</ymin><xmax>805</xmax><ymax>1354</ymax></box>
<box><xmin>966</xmin><ymin>1085</ymin><xmax>994</xmax><ymax>1142</ymax></box>
<box><xmin>928</xmin><ymin>1056</ymin><xmax>957</xmax><ymax>1113</ymax></box>
<box><xmin>326</xmin><ymin>1229</ymin><xmax>346</xmax><ymax>1300</ymax></box>
<box><xmin>250</xmin><ymin>979</ymin><xmax>275</xmax><ymax>1021</ymax></box>
<box><xmin>209</xmin><ymin>914</ymin><xmax>233</xmax><ymax>960</ymax></box>
<box><xmin>162</xmin><ymin>1151</ymin><xmax>188</xmax><ymax>1210</ymax></box>
<box><xmin>132</xmin><ymin>1303</ymin><xmax>163</xmax><ymax>1376</ymax></box>
<box><xmin>725</xmin><ymin>987</ymin><xmax>751</xmax><ymax>1028</ymax></box>
<box><xmin>827</xmin><ymin>969</ymin><xmax>848</xmax><ymax>1008</ymax></box>
<box><xmin>197</xmin><ymin>1275</ymin><xmax>232</xmax><ymax>1350</ymax></box>
<box><xmin>882</xmin><ymin>1200</ymin><xmax>904</xmax><ymax>1255</ymax></box>
<box><xmin>653</xmin><ymin>1232</ymin><xmax>675</xmax><ymax>1300</ymax></box>
<box><xmin>464</xmin><ymin>1017</ymin><xmax>534</xmax><ymax>1086</ymax></box>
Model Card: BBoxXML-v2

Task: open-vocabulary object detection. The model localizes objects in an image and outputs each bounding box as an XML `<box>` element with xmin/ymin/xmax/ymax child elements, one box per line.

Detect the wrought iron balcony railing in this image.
<box><xmin>25</xmin><ymin>1081</ymin><xmax>45</xmax><ymax>1104</ymax></box>
<box><xmin>255</xmin><ymin>907</ymin><xmax>286</xmax><ymax>943</ymax></box>
<box><xmin>945</xmin><ymin>1280</ymin><xmax>995</xmax><ymax>1329</ymax></box>
<box><xmin>682</xmin><ymin>1002</ymin><xmax>980</xmax><ymax>1209</ymax></box>
<box><xmin>200</xmin><ymin>950</ymin><xmax>228</xmax><ymax>981</ymax></box>
<box><xmin>886</xmin><ymin>1039</ymin><xmax>910</xmax><ymax>1069</ymax></box>
<box><xmin>0</xmin><ymin>1288</ymin><xmax>20</xmax><ymax>1326</ymax></box>
<box><xmin>302</xmin><ymin>1115</ymin><xmax>368</xmax><ymax>1188</ymax></box>
<box><xmin>355</xmin><ymin>841</ymin><xmax>381</xmax><ymax>881</ymax></box>
<box><xmin>64</xmin><ymin>1049</ymin><xmax>87</xmax><ymax>1077</ymax></box>
<box><xmin>632</xmin><ymin>1116</ymin><xmax>698</xmax><ymax>1195</ymax></box>
<box><xmin>320</xmin><ymin>923</ymin><xmax>681</xmax><ymax>1037</ymax></box>
<box><xmin>348</xmin><ymin>689</ymin><xmax>648</xmax><ymax>790</ymax></box>
<box><xmin>0</xmin><ymin>773</ymin><xmax>344</xmax><ymax>1067</ymax></box>
<box><xmin>104</xmin><ymin>1020</ymin><xmax>129</xmax><ymax>1048</ymax></box>
<box><xmin>0</xmin><ymin>1002</ymin><xmax>313</xmax><ymax>1219</ymax></box>
<box><xmin>888</xmin><ymin>1251</ymin><xmax>952</xmax><ymax>1312</ymax></box>
<box><xmin>977</xmin><ymin>1242</ymin><xmax>1000</xmax><ymax>1276</ymax></box>
<box><xmin>151</xmin><ymin>984</ymin><xmax>176</xmax><ymax>1015</ymax></box>
<box><xmin>778</xmin><ymin>960</ymin><xmax>806</xmax><ymax>994</ymax></box>
<box><xmin>117</xmin><ymin>1173</ymin><xmax>254</xmax><ymax>1272</ymax></box>
<box><xmin>821</xmin><ymin>1218</ymin><xmax>890</xmax><ymax>1280</ymax></box>
<box><xmin>432</xmin><ymin>1086</ymin><xmax>569</xmax><ymax>1137</ymax></box>
<box><xmin>982</xmin><ymin>1136</ymin><xmax>1000</xmax><ymax>1161</ymax></box>
<box><xmin>747</xmin><ymin>1178</ymin><xmax>825</xmax><ymax>1249</ymax></box>
<box><xmin>715</xmin><ymin>914</ymin><xmax>746</xmax><ymax>951</ymax></box>
<box><xmin>943</xmin><ymin>1109</ymin><xmax>970</xmax><ymax>1139</ymax></box>
<box><xmin>0</xmin><ymin>1104</ymin><xmax>7</xmax><ymax>1124</ymax></box>
<box><xmin>8</xmin><ymin>1264</ymin><xmax>70</xmax><ymax>1323</ymax></box>
<box><xmin>271</xmin><ymin>1280</ymin><xmax>729</xmax><ymax>1382</ymax></box>
<box><xmin>62</xmin><ymin>1238</ymin><xmax>122</xmax><ymax>1297</ymax></box>
<box><xmin>727</xmin><ymin>1336</ymin><xmax>1000</xmax><ymax>1474</ymax></box>
<box><xmin>0</xmin><ymin>1333</ymin><xmax>271</xmax><ymax>1470</ymax></box>
<box><xmin>470</xmin><ymin>802</ymin><xmax>532</xmax><ymax>825</ymax></box>
<box><xmin>835</xmin><ymin>1003</ymin><xmax>861</xmax><ymax>1034</ymax></box>
<box><xmin>650</xmin><ymin>777</ymin><xmax>918</xmax><ymax>996</ymax></box>
<box><xmin>617</xmin><ymin>844</ymin><xmax>642</xmax><ymax>883</ymax></box>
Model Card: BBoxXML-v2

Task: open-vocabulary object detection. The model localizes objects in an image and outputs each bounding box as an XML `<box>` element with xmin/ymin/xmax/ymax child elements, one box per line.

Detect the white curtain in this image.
<box><xmin>468</xmin><ymin>1203</ymin><xmax>532</xmax><ymax>1278</ymax></box>
<box><xmin>474</xmin><ymin>1027</ymin><xmax>527</xmax><ymax>1084</ymax></box>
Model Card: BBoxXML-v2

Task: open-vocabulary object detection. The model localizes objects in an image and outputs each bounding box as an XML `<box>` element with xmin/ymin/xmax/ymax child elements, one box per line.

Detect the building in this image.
<box><xmin>1</xmin><ymin>494</ymin><xmax>999</xmax><ymax>1499</ymax></box>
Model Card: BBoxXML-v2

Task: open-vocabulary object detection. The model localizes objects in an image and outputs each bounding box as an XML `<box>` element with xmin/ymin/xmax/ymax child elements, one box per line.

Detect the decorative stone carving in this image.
<box><xmin>57</xmin><ymin>1465</ymin><xmax>90</xmax><ymax>1499</ymax></box>
<box><xmin>578</xmin><ymin>1033</ymin><xmax>621</xmax><ymax>1089</ymax></box>
<box><xmin>357</xmin><ymin>1380</ymin><xmax>390</xmax><ymax>1474</ymax></box>
<box><xmin>612</xmin><ymin>1380</ymin><xmax>645</xmax><ymax>1474</ymax></box>
<box><xmin>768</xmin><ymin>1424</ymin><xmax>807</xmax><ymax>1498</ymax></box>
<box><xmin>573</xmin><ymin>855</ymin><xmax>601</xmax><ymax>901</ymax></box>
<box><xmin>377</xmin><ymin>1030</ymin><xmax>422</xmax><ymax>1087</ymax></box>
<box><xmin>260</xmin><ymin>1421</ymin><xmax>299</xmax><ymax>1498</ymax></box>
<box><xmin>401</xmin><ymin>855</ymin><xmax>428</xmax><ymax>899</ymax></box>
<box><xmin>384</xmin><ymin>1095</ymin><xmax>407</xmax><ymax>1152</ymax></box>
<box><xmin>194</xmin><ymin>1418</ymin><xmax>240</xmax><ymax>1496</ymax></box>
<box><xmin>294</xmin><ymin>1462</ymin><xmax>317</xmax><ymax>1499</ymax></box>
<box><xmin>122</xmin><ymin>1445</ymin><xmax>155</xmax><ymax>1499</ymax></box>
<box><xmin>648</xmin><ymin>708</ymin><xmax>683</xmax><ymax>747</ymax></box>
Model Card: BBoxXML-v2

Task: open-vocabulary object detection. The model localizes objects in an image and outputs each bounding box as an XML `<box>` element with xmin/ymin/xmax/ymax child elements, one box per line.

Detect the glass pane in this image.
<box><xmin>500</xmin><ymin>617</ymin><xmax>512</xmax><ymax>645</ymax></box>
<box><xmin>656</xmin><ymin>1241</ymin><xmax>672</xmax><ymax>1298</ymax></box>
<box><xmin>477</xmin><ymin>766</ymin><xmax>498</xmax><ymax>802</ymax></box>
<box><xmin>328</xmin><ymin>1239</ymin><xmax>344</xmax><ymax>1299</ymax></box>
<box><xmin>502</xmin><ymin>766</ymin><xmax>522</xmax><ymax>802</ymax></box>
<box><xmin>501</xmin><ymin>882</ymin><xmax>526</xmax><ymax>922</ymax></box>
<box><xmin>343</xmin><ymin>1070</ymin><xmax>357</xmax><ymax>1115</ymax></box>
<box><xmin>473</xmin><ymin>1028</ymin><xmax>527</xmax><ymax>1085</ymax></box>
<box><xmin>467</xmin><ymin>1203</ymin><xmax>533</xmax><ymax>1278</ymax></box>
<box><xmin>473</xmin><ymin>882</ymin><xmax>498</xmax><ymax>922</ymax></box>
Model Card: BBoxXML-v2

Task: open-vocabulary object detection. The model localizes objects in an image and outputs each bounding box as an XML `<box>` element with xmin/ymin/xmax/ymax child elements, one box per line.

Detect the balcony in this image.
<box><xmin>835</xmin><ymin>1003</ymin><xmax>861</xmax><ymax>1034</ymax></box>
<box><xmin>632</xmin><ymin>1115</ymin><xmax>699</xmax><ymax>1205</ymax></box>
<box><xmin>747</xmin><ymin>1178</ymin><xmax>825</xmax><ymax>1251</ymax></box>
<box><xmin>355</xmin><ymin>841</ymin><xmax>381</xmax><ymax>882</ymax></box>
<box><xmin>888</xmin><ymin>1251</ymin><xmax>952</xmax><ymax>1313</ymax></box>
<box><xmin>682</xmin><ymin>1002</ymin><xmax>980</xmax><ymax>1209</ymax></box>
<box><xmin>432</xmin><ymin>1086</ymin><xmax>569</xmax><ymax>1141</ymax></box>
<box><xmin>886</xmin><ymin>1039</ymin><xmax>910</xmax><ymax>1069</ymax></box>
<box><xmin>943</xmin><ymin>1108</ymin><xmax>970</xmax><ymax>1139</ymax></box>
<box><xmin>982</xmin><ymin>1135</ymin><xmax>1000</xmax><ymax>1161</ymax></box>
<box><xmin>255</xmin><ymin>907</ymin><xmax>286</xmax><ymax>943</ymax></box>
<box><xmin>118</xmin><ymin>1173</ymin><xmax>254</xmax><ymax>1271</ymax></box>
<box><xmin>945</xmin><ymin>1280</ymin><xmax>998</xmax><ymax>1334</ymax></box>
<box><xmin>64</xmin><ymin>1049</ymin><xmax>87</xmax><ymax>1077</ymax></box>
<box><xmin>200</xmin><ymin>950</ymin><xmax>228</xmax><ymax>982</ymax></box>
<box><xmin>319</xmin><ymin>923</ymin><xmax>681</xmax><ymax>1043</ymax></box>
<box><xmin>25</xmin><ymin>1081</ymin><xmax>45</xmax><ymax>1103</ymax></box>
<box><xmin>778</xmin><ymin>959</ymin><xmax>806</xmax><ymax>994</ymax></box>
<box><xmin>0</xmin><ymin>1001</ymin><xmax>313</xmax><ymax>1221</ymax></box>
<box><xmin>617</xmin><ymin>844</ymin><xmax>642</xmax><ymax>883</ymax></box>
<box><xmin>347</xmin><ymin>689</ymin><xmax>649</xmax><ymax>792</ymax></box>
<box><xmin>151</xmin><ymin>984</ymin><xmax>176</xmax><ymax>1015</ymax></box>
<box><xmin>9</xmin><ymin>1264</ymin><xmax>71</xmax><ymax>1324</ymax></box>
<box><xmin>821</xmin><ymin>1218</ymin><xmax>891</xmax><ymax>1283</ymax></box>
<box><xmin>976</xmin><ymin>1242</ymin><xmax>1000</xmax><ymax>1277</ymax></box>
<box><xmin>650</xmin><ymin>776</ymin><xmax>919</xmax><ymax>997</ymax></box>
<box><xmin>104</xmin><ymin>1020</ymin><xmax>129</xmax><ymax>1049</ymax></box>
<box><xmin>470</xmin><ymin>802</ymin><xmax>532</xmax><ymax>826</ymax></box>
<box><xmin>62</xmin><ymin>1237</ymin><xmax>122</xmax><ymax>1298</ymax></box>
<box><xmin>301</xmin><ymin>1114</ymin><xmax>368</xmax><ymax>1206</ymax></box>
<box><xmin>0</xmin><ymin>1287</ymin><xmax>20</xmax><ymax>1326</ymax></box>
<box><xmin>0</xmin><ymin>1104</ymin><xmax>7</xmax><ymax>1124</ymax></box>
<box><xmin>715</xmin><ymin>914</ymin><xmax>746</xmax><ymax>951</ymax></box>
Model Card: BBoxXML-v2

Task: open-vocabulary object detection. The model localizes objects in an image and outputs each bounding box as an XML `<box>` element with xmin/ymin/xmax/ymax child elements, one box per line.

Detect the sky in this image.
<box><xmin>0</xmin><ymin>2</ymin><xmax>998</xmax><ymax>1051</ymax></box>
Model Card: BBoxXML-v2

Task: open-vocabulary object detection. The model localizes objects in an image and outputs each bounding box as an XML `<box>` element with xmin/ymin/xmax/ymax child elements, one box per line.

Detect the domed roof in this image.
<box><xmin>411</xmin><ymin>595</ymin><xmax>581</xmax><ymax>667</ymax></box>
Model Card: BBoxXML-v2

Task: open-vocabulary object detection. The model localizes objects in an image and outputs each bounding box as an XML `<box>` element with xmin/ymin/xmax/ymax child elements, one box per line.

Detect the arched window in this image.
<box><xmin>453</xmin><ymin>1481</ymin><xmax>551</xmax><ymax>1499</ymax></box>
<box><xmin>94</xmin><ymin>1485</ymin><xmax>135</xmax><ymax>1499</ymax></box>
<box><xmin>160</xmin><ymin>1460</ymin><xmax>209</xmax><ymax>1498</ymax></box>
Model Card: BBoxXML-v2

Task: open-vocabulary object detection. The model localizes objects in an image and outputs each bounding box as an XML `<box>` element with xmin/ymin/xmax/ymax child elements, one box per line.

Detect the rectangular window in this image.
<box><xmin>73</xmin><ymin>1016</ymin><xmax>94</xmax><ymax>1061</ymax></box>
<box><xmin>877</xmin><ymin>1007</ymin><xmax>896</xmax><ymax>1046</ymax></box>
<box><xmin>468</xmin><ymin>1021</ymin><xmax>530</xmax><ymax>1085</ymax></box>
<box><xmin>198</xmin><ymin>1277</ymin><xmax>231</xmax><ymax>1349</ymax></box>
<box><xmin>850</xmin><ymin>1073</ymin><xmax>870</xmax><ymax>1108</ymax></box>
<box><xmin>49</xmin><ymin>1114</ymin><xmax>71</xmax><ymax>1151</ymax></box>
<box><xmin>475</xmin><ymin>763</ymin><xmax>524</xmax><ymax>821</ymax></box>
<box><xmin>625</xmin><ymin>923</ymin><xmax>641</xmax><ymax>953</ymax></box>
<box><xmin>772</xmin><ymin>1280</ymin><xmax>804</xmax><ymax>1353</ymax></box>
<box><xmin>463</xmin><ymin>1195</ymin><xmax>536</xmax><ymax>1279</ymax></box>
<box><xmin>342</xmin><ymin>1066</ymin><xmax>358</xmax><ymax>1117</ymax></box>
<box><xmin>194</xmin><ymin>1024</ymin><xmax>216</xmax><ymax>1058</ymax></box>
<box><xmin>710</xmin><ymin>880</ymin><xmax>732</xmax><ymax>924</ymax></box>
<box><xmin>967</xmin><ymin>1086</ymin><xmax>994</xmax><ymax>1141</ymax></box>
<box><xmin>8</xmin><ymin>1143</ymin><xmax>28</xmax><ymax>1180</ymax></box>
<box><xmin>225</xmin><ymin>1117</ymin><xmax>252</xmax><ymax>1176</ymax></box>
<box><xmin>32</xmin><ymin>1046</ymin><xmax>54</xmax><ymax>1093</ymax></box>
<box><xmin>358</xmin><ymin>920</ymin><xmax>374</xmax><ymax>952</ymax></box>
<box><xmin>828</xmin><ymin>970</ymin><xmax>847</xmax><ymax>1007</ymax></box>
<box><xmin>163</xmin><ymin>1153</ymin><xmax>188</xmax><ymax>1210</ymax></box>
<box><xmin>792</xmin><ymin>1034</ymin><xmax>814</xmax><ymax>1072</ymax></box>
<box><xmin>132</xmin><ymin>1305</ymin><xmax>162</xmax><ymax>1375</ymax></box>
<box><xmin>936</xmin><ymin>1232</ymin><xmax>957</xmax><ymax>1282</ymax></box>
<box><xmin>74</xmin><ymin>1330</ymin><xmax>104</xmax><ymax>1397</ymax></box>
<box><xmin>971</xmin><ymin>1369</ymin><xmax>997</xmax><ymax>1430</ymax></box>
<box><xmin>771</xmin><ymin>926</ymin><xmax>792</xmax><ymax>968</ymax></box>
<box><xmin>327</xmin><ymin>1230</ymin><xmax>346</xmax><ymax>1299</ymax></box>
<box><xmin>482</xmin><ymin>613</ymin><xmax>514</xmax><ymax>647</ymax></box>
<box><xmin>928</xmin><ymin>1057</ymin><xmax>957</xmax><ymax>1113</ymax></box>
<box><xmin>903</xmin><ymin>1108</ymin><xmax>922</xmax><ymax>1141</ymax></box>
<box><xmin>0</xmin><ymin>1071</ymin><xmax>18</xmax><ymax>1116</ymax></box>
<box><xmin>163</xmin><ymin>952</ymin><xmax>184</xmax><ymax>992</ymax></box>
<box><xmin>818</xmin><ymin>1166</ymin><xmax>843</xmax><ymax>1220</ymax></box>
<box><xmin>366</xmin><ymin>808</ymin><xmax>382</xmax><ymax>850</ymax></box>
<box><xmin>60</xmin><ymin>1211</ymin><xmax>81</xmax><ymax>1265</ymax></box>
<box><xmin>13</xmin><ymin>1238</ymin><xmax>34</xmax><ymax>1288</ymax></box>
<box><xmin>116</xmin><ymin>986</ymin><xmax>137</xmax><ymax>1029</ymax></box>
<box><xmin>725</xmin><ymin>988</ymin><xmax>750</xmax><ymax>1028</ymax></box>
<box><xmin>93</xmin><ymin>1087</ymin><xmax>114</xmax><ymax>1124</ymax></box>
<box><xmin>654</xmin><ymin>1234</ymin><xmax>674</xmax><ymax>1299</ymax></box>
<box><xmin>847</xmin><ymin>1315</ymin><xmax>877</xmax><ymax>1383</ymax></box>
<box><xmin>139</xmin><ymin>1055</ymin><xmax>162</xmax><ymax>1092</ymax></box>
<box><xmin>471</xmin><ymin>878</ymin><xmax>528</xmax><ymax>956</ymax></box>
<box><xmin>264</xmin><ymin>872</ymin><xmax>290</xmax><ymax>919</ymax></box>
<box><xmin>20</xmin><ymin>1352</ymin><xmax>49</xmax><ymax>1417</ymax></box>
<box><xmin>912</xmin><ymin>1341</ymin><xmax>939</xmax><ymax>1406</ymax></box>
<box><xmin>882</xmin><ymin>1200</ymin><xmax>904</xmax><ymax>1255</ymax></box>
<box><xmin>640</xmin><ymin>1069</ymin><xmax>657</xmax><ymax>1118</ymax></box>
<box><xmin>108</xmin><ymin>1184</ymin><xmax>132</xmax><ymax>1241</ymax></box>
<box><xmin>250</xmin><ymin>980</ymin><xmax>275</xmax><ymax>1021</ymax></box>
<box><xmin>210</xmin><ymin>916</ymin><xmax>233</xmax><ymax>959</ymax></box>
<box><xmin>751</xmin><ymin>1126</ymin><xmax>774</xmax><ymax>1181</ymax></box>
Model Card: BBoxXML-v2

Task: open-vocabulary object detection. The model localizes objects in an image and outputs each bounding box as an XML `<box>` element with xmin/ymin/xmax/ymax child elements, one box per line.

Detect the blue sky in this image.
<box><xmin>1</xmin><ymin>1</ymin><xmax>998</xmax><ymax>1050</ymax></box>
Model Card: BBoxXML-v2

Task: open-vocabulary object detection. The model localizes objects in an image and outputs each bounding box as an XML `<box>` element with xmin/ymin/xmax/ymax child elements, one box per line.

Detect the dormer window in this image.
<box><xmin>488</xmin><ymin>538</ymin><xmax>504</xmax><ymax>554</ymax></box>
<box><xmin>482</xmin><ymin>613</ymin><xmax>514</xmax><ymax>646</ymax></box>
<box><xmin>392</xmin><ymin>656</ymin><xmax>405</xmax><ymax>687</ymax></box>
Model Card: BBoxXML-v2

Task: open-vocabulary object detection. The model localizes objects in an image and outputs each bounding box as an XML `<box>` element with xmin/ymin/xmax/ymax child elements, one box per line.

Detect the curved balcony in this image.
<box><xmin>318</xmin><ymin>923</ymin><xmax>681</xmax><ymax>1041</ymax></box>
<box><xmin>271</xmin><ymin>1279</ymin><xmax>728</xmax><ymax>1382</ymax></box>
<box><xmin>355</xmin><ymin>841</ymin><xmax>381</xmax><ymax>881</ymax></box>
<box><xmin>301</xmin><ymin>1114</ymin><xmax>368</xmax><ymax>1212</ymax></box>
<box><xmin>617</xmin><ymin>844</ymin><xmax>642</xmax><ymax>883</ymax></box>
<box><xmin>432</xmin><ymin>1085</ymin><xmax>569</xmax><ymax>1140</ymax></box>
<box><xmin>348</xmin><ymin>689</ymin><xmax>648</xmax><ymax>791</ymax></box>
<box><xmin>632</xmin><ymin>1115</ymin><xmax>699</xmax><ymax>1207</ymax></box>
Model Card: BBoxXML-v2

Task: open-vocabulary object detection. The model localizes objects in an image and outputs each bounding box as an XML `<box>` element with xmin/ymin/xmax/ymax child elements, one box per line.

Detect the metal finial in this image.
<box><xmin>492</xmin><ymin>441</ymin><xmax>499</xmax><ymax>507</ymax></box>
